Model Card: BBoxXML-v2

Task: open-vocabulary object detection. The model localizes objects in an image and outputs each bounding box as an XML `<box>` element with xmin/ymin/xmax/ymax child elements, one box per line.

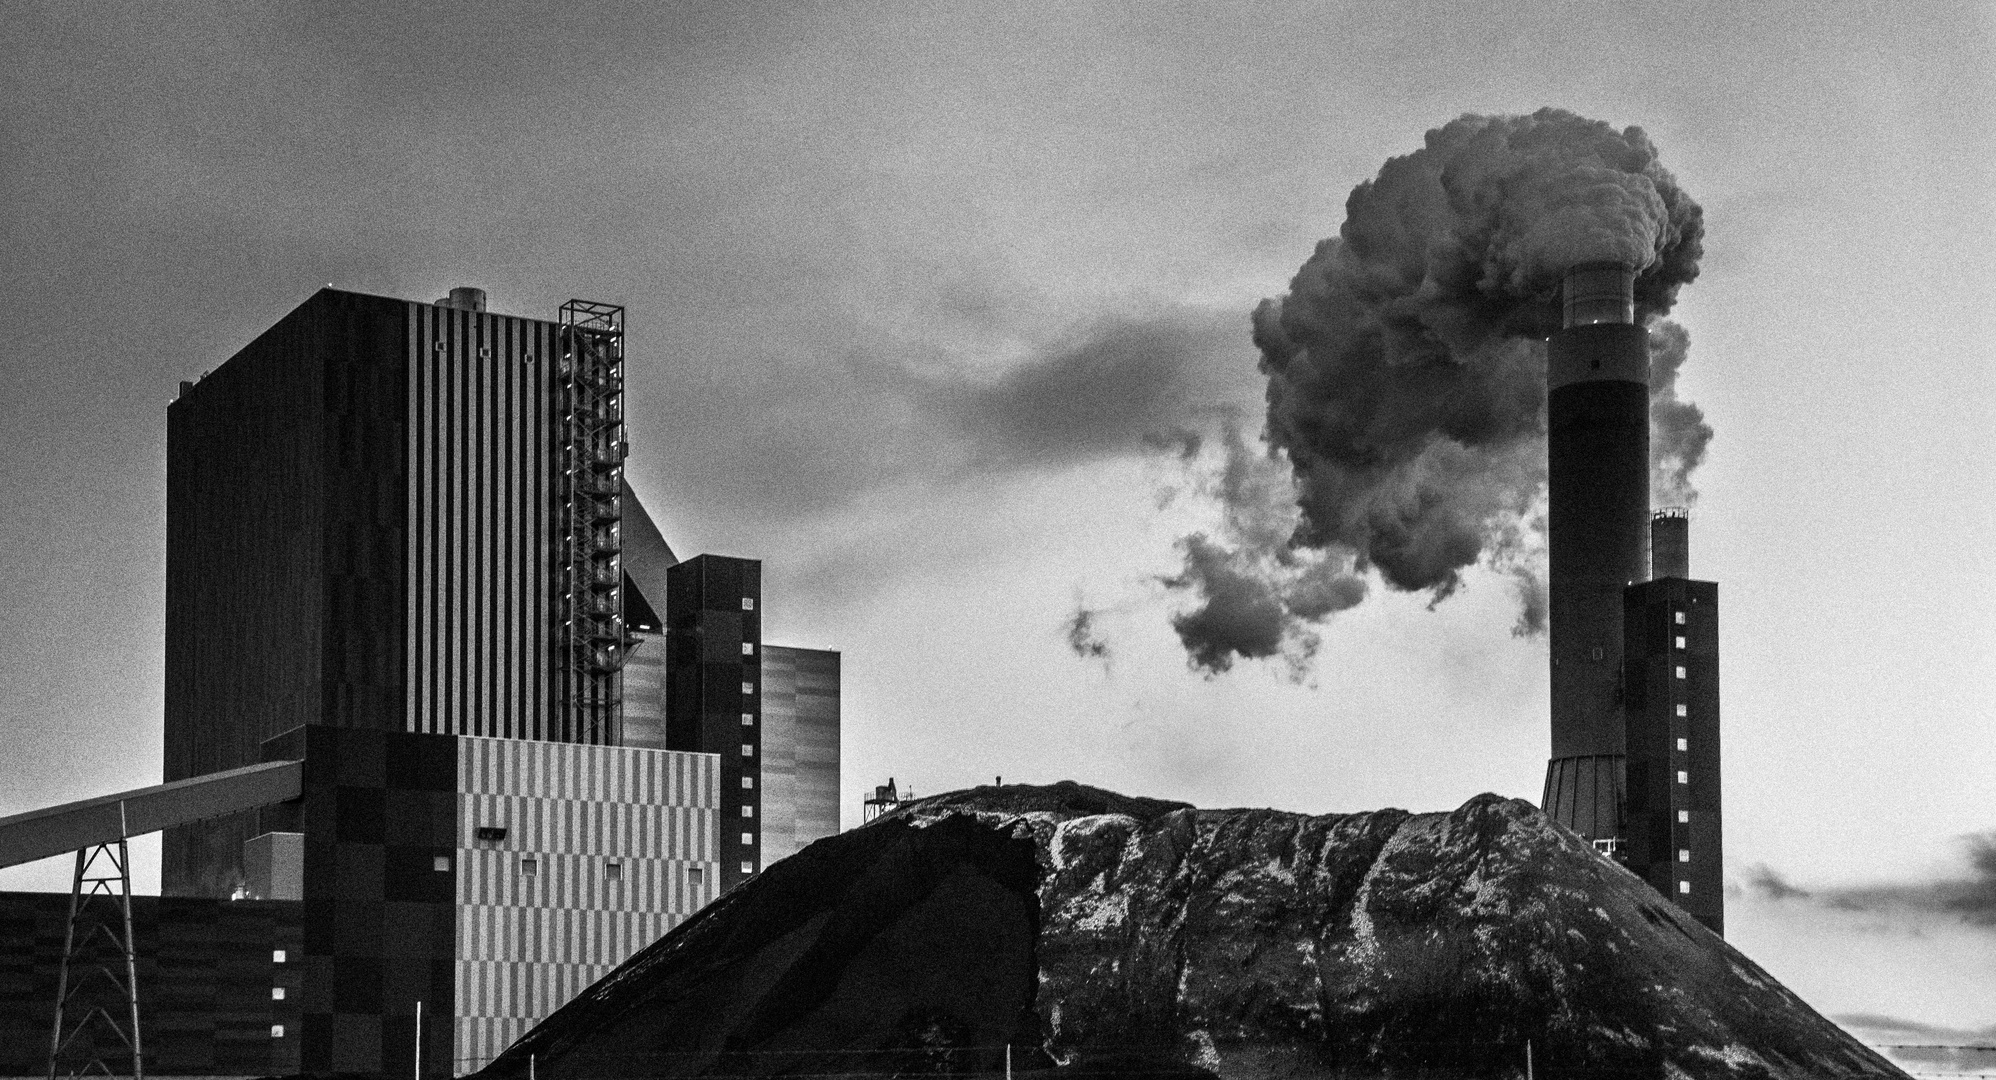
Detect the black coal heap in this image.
<box><xmin>480</xmin><ymin>781</ymin><xmax>1903</xmax><ymax>1080</ymax></box>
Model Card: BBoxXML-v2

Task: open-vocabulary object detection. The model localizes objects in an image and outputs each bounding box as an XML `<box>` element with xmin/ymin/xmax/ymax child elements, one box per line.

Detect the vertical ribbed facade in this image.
<box><xmin>758</xmin><ymin>646</ymin><xmax>841</xmax><ymax>864</ymax></box>
<box><xmin>452</xmin><ymin>738</ymin><xmax>718</xmax><ymax>1074</ymax></box>
<box><xmin>407</xmin><ymin>304</ymin><xmax>554</xmax><ymax>741</ymax></box>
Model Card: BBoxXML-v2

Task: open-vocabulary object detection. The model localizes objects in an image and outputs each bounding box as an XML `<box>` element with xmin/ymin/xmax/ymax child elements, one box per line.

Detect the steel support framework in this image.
<box><xmin>554</xmin><ymin>300</ymin><xmax>628</xmax><ymax>744</ymax></box>
<box><xmin>48</xmin><ymin>841</ymin><xmax>142</xmax><ymax>1080</ymax></box>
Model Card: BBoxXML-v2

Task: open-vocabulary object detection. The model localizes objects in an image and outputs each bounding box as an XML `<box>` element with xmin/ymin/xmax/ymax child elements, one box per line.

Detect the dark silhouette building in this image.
<box><xmin>1622</xmin><ymin>511</ymin><xmax>1723</xmax><ymax>933</ymax></box>
<box><xmin>1541</xmin><ymin>263</ymin><xmax>1651</xmax><ymax>843</ymax></box>
<box><xmin>1538</xmin><ymin>267</ymin><xmax>1724</xmax><ymax>935</ymax></box>
<box><xmin>148</xmin><ymin>285</ymin><xmax>841</xmax><ymax>1075</ymax></box>
<box><xmin>665</xmin><ymin>554</ymin><xmax>763</xmax><ymax>893</ymax></box>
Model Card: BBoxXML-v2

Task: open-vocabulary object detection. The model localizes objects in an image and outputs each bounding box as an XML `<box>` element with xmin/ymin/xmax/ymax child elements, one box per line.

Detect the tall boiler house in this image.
<box><xmin>1539</xmin><ymin>263</ymin><xmax>1650</xmax><ymax>844</ymax></box>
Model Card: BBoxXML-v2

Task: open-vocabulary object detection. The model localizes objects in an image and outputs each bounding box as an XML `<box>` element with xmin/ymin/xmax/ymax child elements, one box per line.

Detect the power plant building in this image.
<box><xmin>0</xmin><ymin>286</ymin><xmax>842</xmax><ymax>1078</ymax></box>
<box><xmin>1539</xmin><ymin>265</ymin><xmax>1724</xmax><ymax>935</ymax></box>
<box><xmin>1621</xmin><ymin>512</ymin><xmax>1723</xmax><ymax>933</ymax></box>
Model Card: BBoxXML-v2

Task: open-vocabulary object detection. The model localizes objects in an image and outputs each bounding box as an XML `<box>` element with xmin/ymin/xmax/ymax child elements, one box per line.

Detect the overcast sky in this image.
<box><xmin>3</xmin><ymin>0</ymin><xmax>1992</xmax><ymax>1039</ymax></box>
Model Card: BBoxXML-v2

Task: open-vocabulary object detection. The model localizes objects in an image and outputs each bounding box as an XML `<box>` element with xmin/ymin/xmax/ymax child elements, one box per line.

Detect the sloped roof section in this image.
<box><xmin>621</xmin><ymin>478</ymin><xmax>678</xmax><ymax>622</ymax></box>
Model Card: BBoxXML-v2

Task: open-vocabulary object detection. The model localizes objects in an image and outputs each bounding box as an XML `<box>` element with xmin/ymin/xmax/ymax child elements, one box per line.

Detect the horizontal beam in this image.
<box><xmin>0</xmin><ymin>760</ymin><xmax>302</xmax><ymax>870</ymax></box>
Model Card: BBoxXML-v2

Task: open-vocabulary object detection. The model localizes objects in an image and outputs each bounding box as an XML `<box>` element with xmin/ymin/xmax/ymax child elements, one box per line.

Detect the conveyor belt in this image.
<box><xmin>0</xmin><ymin>760</ymin><xmax>302</xmax><ymax>869</ymax></box>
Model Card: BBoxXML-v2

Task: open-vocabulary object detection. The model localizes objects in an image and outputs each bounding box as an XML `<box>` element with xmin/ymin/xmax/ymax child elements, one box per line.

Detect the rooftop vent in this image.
<box><xmin>436</xmin><ymin>287</ymin><xmax>487</xmax><ymax>312</ymax></box>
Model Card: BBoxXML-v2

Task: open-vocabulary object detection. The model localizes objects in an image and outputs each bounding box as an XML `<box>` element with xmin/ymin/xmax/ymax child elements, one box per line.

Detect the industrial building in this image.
<box><xmin>0</xmin><ymin>286</ymin><xmax>841</xmax><ymax>1077</ymax></box>
<box><xmin>1538</xmin><ymin>264</ymin><xmax>1723</xmax><ymax>934</ymax></box>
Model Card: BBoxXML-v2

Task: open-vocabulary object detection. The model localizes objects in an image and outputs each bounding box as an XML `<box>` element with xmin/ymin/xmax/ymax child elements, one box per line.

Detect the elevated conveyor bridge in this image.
<box><xmin>0</xmin><ymin>760</ymin><xmax>303</xmax><ymax>1080</ymax></box>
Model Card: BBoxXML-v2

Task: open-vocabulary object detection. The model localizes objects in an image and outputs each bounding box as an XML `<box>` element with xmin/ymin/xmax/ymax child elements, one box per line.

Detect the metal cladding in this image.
<box><xmin>1539</xmin><ymin>754</ymin><xmax>1624</xmax><ymax>841</ymax></box>
<box><xmin>1651</xmin><ymin>507</ymin><xmax>1690</xmax><ymax>579</ymax></box>
<box><xmin>1545</xmin><ymin>265</ymin><xmax>1650</xmax><ymax>783</ymax></box>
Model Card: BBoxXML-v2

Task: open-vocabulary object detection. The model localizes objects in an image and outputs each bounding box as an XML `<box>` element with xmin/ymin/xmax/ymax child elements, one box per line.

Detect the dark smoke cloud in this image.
<box><xmin>1064</xmin><ymin>606</ymin><xmax>1111</xmax><ymax>662</ymax></box>
<box><xmin>1161</xmin><ymin>423</ymin><xmax>1367</xmax><ymax>676</ymax></box>
<box><xmin>1248</xmin><ymin>108</ymin><xmax>1705</xmax><ymax>623</ymax></box>
<box><xmin>1648</xmin><ymin>319</ymin><xmax>1715</xmax><ymax>507</ymax></box>
<box><xmin>929</xmin><ymin>306</ymin><xmax>1250</xmax><ymax>473</ymax></box>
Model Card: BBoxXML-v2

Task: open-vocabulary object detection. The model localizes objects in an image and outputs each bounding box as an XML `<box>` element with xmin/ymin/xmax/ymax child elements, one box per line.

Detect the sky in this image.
<box><xmin>2</xmin><ymin>0</ymin><xmax>1993</xmax><ymax>1044</ymax></box>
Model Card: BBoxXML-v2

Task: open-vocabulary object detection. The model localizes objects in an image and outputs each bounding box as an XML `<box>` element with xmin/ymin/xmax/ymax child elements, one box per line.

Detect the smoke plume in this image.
<box><xmin>1162</xmin><ymin>422</ymin><xmax>1367</xmax><ymax>676</ymax></box>
<box><xmin>1224</xmin><ymin>108</ymin><xmax>1704</xmax><ymax>665</ymax></box>
<box><xmin>1064</xmin><ymin>605</ymin><xmax>1111</xmax><ymax>662</ymax></box>
<box><xmin>1648</xmin><ymin>319</ymin><xmax>1715</xmax><ymax>507</ymax></box>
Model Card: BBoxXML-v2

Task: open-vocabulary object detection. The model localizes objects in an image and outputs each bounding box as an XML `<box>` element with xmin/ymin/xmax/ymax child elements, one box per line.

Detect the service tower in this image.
<box><xmin>1540</xmin><ymin>263</ymin><xmax>1650</xmax><ymax>845</ymax></box>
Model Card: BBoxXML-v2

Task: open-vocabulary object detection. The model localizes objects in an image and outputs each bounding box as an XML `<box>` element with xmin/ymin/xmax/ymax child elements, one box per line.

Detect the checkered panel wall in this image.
<box><xmin>452</xmin><ymin>737</ymin><xmax>719</xmax><ymax>1073</ymax></box>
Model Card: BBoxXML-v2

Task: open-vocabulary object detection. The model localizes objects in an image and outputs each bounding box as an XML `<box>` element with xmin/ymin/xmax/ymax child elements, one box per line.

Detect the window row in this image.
<box><xmin>503</xmin><ymin>858</ymin><xmax>742</xmax><ymax>887</ymax></box>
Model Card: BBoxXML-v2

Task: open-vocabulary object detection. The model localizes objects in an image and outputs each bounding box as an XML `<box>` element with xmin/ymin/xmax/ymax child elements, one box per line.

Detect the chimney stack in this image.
<box><xmin>1651</xmin><ymin>507</ymin><xmax>1690</xmax><ymax>579</ymax></box>
<box><xmin>1541</xmin><ymin>261</ymin><xmax>1651</xmax><ymax>843</ymax></box>
<box><xmin>1562</xmin><ymin>261</ymin><xmax>1635</xmax><ymax>328</ymax></box>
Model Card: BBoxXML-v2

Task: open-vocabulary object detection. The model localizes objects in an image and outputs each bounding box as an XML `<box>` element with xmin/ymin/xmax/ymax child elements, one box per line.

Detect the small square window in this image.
<box><xmin>1678</xmin><ymin>880</ymin><xmax>1691</xmax><ymax>895</ymax></box>
<box><xmin>742</xmin><ymin>743</ymin><xmax>754</xmax><ymax>757</ymax></box>
<box><xmin>1675</xmin><ymin>704</ymin><xmax>1687</xmax><ymax>717</ymax></box>
<box><xmin>1674</xmin><ymin>636</ymin><xmax>1686</xmax><ymax>649</ymax></box>
<box><xmin>1677</xmin><ymin>810</ymin><xmax>1690</xmax><ymax>823</ymax></box>
<box><xmin>522</xmin><ymin>857</ymin><xmax>539</xmax><ymax>876</ymax></box>
<box><xmin>687</xmin><ymin>866</ymin><xmax>704</xmax><ymax>885</ymax></box>
<box><xmin>1676</xmin><ymin>770</ymin><xmax>1688</xmax><ymax>785</ymax></box>
<box><xmin>1676</xmin><ymin>738</ymin><xmax>1687</xmax><ymax>751</ymax></box>
<box><xmin>1674</xmin><ymin>612</ymin><xmax>1685</xmax><ymax>625</ymax></box>
<box><xmin>741</xmin><ymin>832</ymin><xmax>754</xmax><ymax>845</ymax></box>
<box><xmin>1674</xmin><ymin>665</ymin><xmax>1686</xmax><ymax>679</ymax></box>
<box><xmin>742</xmin><ymin>681</ymin><xmax>755</xmax><ymax>695</ymax></box>
<box><xmin>271</xmin><ymin>1025</ymin><xmax>285</xmax><ymax>1039</ymax></box>
<box><xmin>741</xmin><ymin>776</ymin><xmax>754</xmax><ymax>789</ymax></box>
<box><xmin>741</xmin><ymin>643</ymin><xmax>755</xmax><ymax>656</ymax></box>
<box><xmin>273</xmin><ymin>949</ymin><xmax>286</xmax><ymax>964</ymax></box>
<box><xmin>741</xmin><ymin>806</ymin><xmax>754</xmax><ymax>818</ymax></box>
<box><xmin>1678</xmin><ymin>849</ymin><xmax>1690</xmax><ymax>863</ymax></box>
<box><xmin>433</xmin><ymin>855</ymin><xmax>451</xmax><ymax>872</ymax></box>
<box><xmin>272</xmin><ymin>987</ymin><xmax>286</xmax><ymax>1001</ymax></box>
<box><xmin>606</xmin><ymin>860</ymin><xmax>622</xmax><ymax>881</ymax></box>
<box><xmin>741</xmin><ymin>712</ymin><xmax>754</xmax><ymax>726</ymax></box>
<box><xmin>741</xmin><ymin>860</ymin><xmax>755</xmax><ymax>874</ymax></box>
<box><xmin>741</xmin><ymin>598</ymin><xmax>755</xmax><ymax>611</ymax></box>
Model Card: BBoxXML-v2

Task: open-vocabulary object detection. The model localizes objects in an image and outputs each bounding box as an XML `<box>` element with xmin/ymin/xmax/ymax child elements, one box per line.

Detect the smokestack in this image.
<box><xmin>436</xmin><ymin>287</ymin><xmax>487</xmax><ymax>312</ymax></box>
<box><xmin>1542</xmin><ymin>262</ymin><xmax>1650</xmax><ymax>842</ymax></box>
<box><xmin>1563</xmin><ymin>262</ymin><xmax>1636</xmax><ymax>327</ymax></box>
<box><xmin>1651</xmin><ymin>507</ymin><xmax>1689</xmax><ymax>579</ymax></box>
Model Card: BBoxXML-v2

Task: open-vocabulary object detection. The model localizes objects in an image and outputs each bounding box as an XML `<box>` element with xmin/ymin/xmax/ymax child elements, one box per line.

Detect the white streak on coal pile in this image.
<box><xmin>1649</xmin><ymin>319</ymin><xmax>1715</xmax><ymax>507</ymax></box>
<box><xmin>1246</xmin><ymin>108</ymin><xmax>1705</xmax><ymax>648</ymax></box>
<box><xmin>1161</xmin><ymin>422</ymin><xmax>1367</xmax><ymax>677</ymax></box>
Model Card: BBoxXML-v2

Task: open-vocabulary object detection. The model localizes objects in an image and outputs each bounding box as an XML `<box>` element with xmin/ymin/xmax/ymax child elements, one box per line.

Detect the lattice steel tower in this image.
<box><xmin>554</xmin><ymin>300</ymin><xmax>629</xmax><ymax>745</ymax></box>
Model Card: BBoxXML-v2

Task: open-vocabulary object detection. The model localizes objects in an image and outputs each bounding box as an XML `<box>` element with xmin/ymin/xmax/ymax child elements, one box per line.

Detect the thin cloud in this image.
<box><xmin>1741</xmin><ymin>831</ymin><xmax>1996</xmax><ymax>929</ymax></box>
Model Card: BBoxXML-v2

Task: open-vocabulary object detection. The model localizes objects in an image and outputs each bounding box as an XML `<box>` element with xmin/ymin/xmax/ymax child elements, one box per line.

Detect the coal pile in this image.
<box><xmin>481</xmin><ymin>782</ymin><xmax>1903</xmax><ymax>1080</ymax></box>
